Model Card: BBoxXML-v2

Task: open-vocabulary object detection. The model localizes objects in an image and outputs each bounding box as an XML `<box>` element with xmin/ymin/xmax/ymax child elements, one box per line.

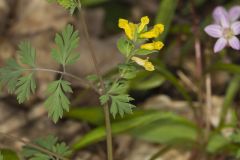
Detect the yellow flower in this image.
<box><xmin>140</xmin><ymin>24</ymin><xmax>164</xmax><ymax>39</ymax></box>
<box><xmin>118</xmin><ymin>19</ymin><xmax>136</xmax><ymax>40</ymax></box>
<box><xmin>141</xmin><ymin>41</ymin><xmax>164</xmax><ymax>50</ymax></box>
<box><xmin>138</xmin><ymin>16</ymin><xmax>150</xmax><ymax>33</ymax></box>
<box><xmin>131</xmin><ymin>56</ymin><xmax>155</xmax><ymax>71</ymax></box>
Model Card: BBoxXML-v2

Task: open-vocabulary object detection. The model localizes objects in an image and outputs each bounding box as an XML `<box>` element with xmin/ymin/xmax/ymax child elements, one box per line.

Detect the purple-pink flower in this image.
<box><xmin>204</xmin><ymin>6</ymin><xmax>240</xmax><ymax>53</ymax></box>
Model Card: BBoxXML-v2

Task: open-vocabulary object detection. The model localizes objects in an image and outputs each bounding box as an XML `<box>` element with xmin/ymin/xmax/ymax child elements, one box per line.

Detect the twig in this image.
<box><xmin>148</xmin><ymin>146</ymin><xmax>170</xmax><ymax>160</ymax></box>
<box><xmin>0</xmin><ymin>132</ymin><xmax>69</xmax><ymax>160</ymax></box>
<box><xmin>205</xmin><ymin>73</ymin><xmax>212</xmax><ymax>133</ymax></box>
<box><xmin>189</xmin><ymin>0</ymin><xmax>205</xmax><ymax>125</ymax></box>
<box><xmin>77</xmin><ymin>6</ymin><xmax>113</xmax><ymax>160</ymax></box>
<box><xmin>24</xmin><ymin>68</ymin><xmax>100</xmax><ymax>94</ymax></box>
<box><xmin>177</xmin><ymin>71</ymin><xmax>199</xmax><ymax>93</ymax></box>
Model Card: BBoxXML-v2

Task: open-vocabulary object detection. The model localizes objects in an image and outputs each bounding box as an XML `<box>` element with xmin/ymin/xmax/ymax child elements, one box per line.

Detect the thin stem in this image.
<box><xmin>205</xmin><ymin>73</ymin><xmax>212</xmax><ymax>133</ymax></box>
<box><xmin>24</xmin><ymin>68</ymin><xmax>100</xmax><ymax>94</ymax></box>
<box><xmin>190</xmin><ymin>0</ymin><xmax>204</xmax><ymax>125</ymax></box>
<box><xmin>205</xmin><ymin>33</ymin><xmax>213</xmax><ymax>136</ymax></box>
<box><xmin>0</xmin><ymin>132</ymin><xmax>69</xmax><ymax>160</ymax></box>
<box><xmin>78</xmin><ymin>9</ymin><xmax>105</xmax><ymax>92</ymax></box>
<box><xmin>148</xmin><ymin>146</ymin><xmax>170</xmax><ymax>160</ymax></box>
<box><xmin>77</xmin><ymin>6</ymin><xmax>113</xmax><ymax>160</ymax></box>
<box><xmin>103</xmin><ymin>103</ymin><xmax>113</xmax><ymax>160</ymax></box>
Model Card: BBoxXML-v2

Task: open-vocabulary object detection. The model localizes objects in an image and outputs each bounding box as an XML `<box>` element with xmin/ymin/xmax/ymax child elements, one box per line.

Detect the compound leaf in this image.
<box><xmin>22</xmin><ymin>135</ymin><xmax>71</xmax><ymax>160</ymax></box>
<box><xmin>44</xmin><ymin>80</ymin><xmax>72</xmax><ymax>123</ymax></box>
<box><xmin>51</xmin><ymin>24</ymin><xmax>80</xmax><ymax>65</ymax></box>
<box><xmin>15</xmin><ymin>73</ymin><xmax>36</xmax><ymax>104</ymax></box>
<box><xmin>117</xmin><ymin>37</ymin><xmax>134</xmax><ymax>57</ymax></box>
<box><xmin>110</xmin><ymin>94</ymin><xmax>135</xmax><ymax>118</ymax></box>
<box><xmin>108</xmin><ymin>82</ymin><xmax>127</xmax><ymax>95</ymax></box>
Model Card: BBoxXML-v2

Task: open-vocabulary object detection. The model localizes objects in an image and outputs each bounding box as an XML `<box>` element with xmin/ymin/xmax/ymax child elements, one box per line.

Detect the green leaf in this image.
<box><xmin>129</xmin><ymin>71</ymin><xmax>165</xmax><ymax>90</ymax></box>
<box><xmin>230</xmin><ymin>130</ymin><xmax>240</xmax><ymax>143</ymax></box>
<box><xmin>0</xmin><ymin>59</ymin><xmax>23</xmax><ymax>93</ymax></box>
<box><xmin>206</xmin><ymin>133</ymin><xmax>230</xmax><ymax>153</ymax></box>
<box><xmin>18</xmin><ymin>41</ymin><xmax>36</xmax><ymax>67</ymax></box>
<box><xmin>53</xmin><ymin>143</ymin><xmax>72</xmax><ymax>157</ymax></box>
<box><xmin>130</xmin><ymin>120</ymin><xmax>198</xmax><ymax>147</ymax></box>
<box><xmin>57</xmin><ymin>0</ymin><xmax>75</xmax><ymax>9</ymax></box>
<box><xmin>117</xmin><ymin>37</ymin><xmax>134</xmax><ymax>57</ymax></box>
<box><xmin>81</xmin><ymin>0</ymin><xmax>108</xmax><ymax>6</ymax></box>
<box><xmin>118</xmin><ymin>64</ymin><xmax>137</xmax><ymax>80</ymax></box>
<box><xmin>64</xmin><ymin>107</ymin><xmax>105</xmax><ymax>125</ymax></box>
<box><xmin>99</xmin><ymin>94</ymin><xmax>110</xmax><ymax>105</ymax></box>
<box><xmin>86</xmin><ymin>74</ymin><xmax>98</xmax><ymax>83</ymax></box>
<box><xmin>44</xmin><ymin>80</ymin><xmax>72</xmax><ymax>123</ymax></box>
<box><xmin>22</xmin><ymin>135</ymin><xmax>71</xmax><ymax>160</ymax></box>
<box><xmin>110</xmin><ymin>94</ymin><xmax>135</xmax><ymax>118</ymax></box>
<box><xmin>134</xmin><ymin>49</ymin><xmax>157</xmax><ymax>56</ymax></box>
<box><xmin>15</xmin><ymin>73</ymin><xmax>36</xmax><ymax>104</ymax></box>
<box><xmin>155</xmin><ymin>0</ymin><xmax>178</xmax><ymax>41</ymax></box>
<box><xmin>0</xmin><ymin>149</ymin><xmax>19</xmax><ymax>160</ymax></box>
<box><xmin>72</xmin><ymin>111</ymin><xmax>198</xmax><ymax>150</ymax></box>
<box><xmin>108</xmin><ymin>82</ymin><xmax>127</xmax><ymax>95</ymax></box>
<box><xmin>219</xmin><ymin>75</ymin><xmax>240</xmax><ymax>127</ymax></box>
<box><xmin>51</xmin><ymin>24</ymin><xmax>80</xmax><ymax>65</ymax></box>
<box><xmin>209</xmin><ymin>62</ymin><xmax>240</xmax><ymax>75</ymax></box>
<box><xmin>64</xmin><ymin>107</ymin><xmax>149</xmax><ymax>125</ymax></box>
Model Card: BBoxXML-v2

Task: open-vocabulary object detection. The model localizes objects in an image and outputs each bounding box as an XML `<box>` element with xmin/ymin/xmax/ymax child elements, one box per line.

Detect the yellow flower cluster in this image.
<box><xmin>118</xmin><ymin>16</ymin><xmax>164</xmax><ymax>71</ymax></box>
<box><xmin>118</xmin><ymin>16</ymin><xmax>164</xmax><ymax>44</ymax></box>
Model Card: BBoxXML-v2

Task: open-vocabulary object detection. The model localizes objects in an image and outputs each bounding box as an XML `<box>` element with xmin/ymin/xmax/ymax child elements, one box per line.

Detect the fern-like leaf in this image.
<box><xmin>18</xmin><ymin>41</ymin><xmax>36</xmax><ymax>67</ymax></box>
<box><xmin>44</xmin><ymin>80</ymin><xmax>72</xmax><ymax>123</ymax></box>
<box><xmin>110</xmin><ymin>94</ymin><xmax>135</xmax><ymax>118</ymax></box>
<box><xmin>51</xmin><ymin>24</ymin><xmax>80</xmax><ymax>65</ymax></box>
<box><xmin>22</xmin><ymin>135</ymin><xmax>72</xmax><ymax>160</ymax></box>
<box><xmin>100</xmin><ymin>82</ymin><xmax>135</xmax><ymax>118</ymax></box>
<box><xmin>0</xmin><ymin>59</ymin><xmax>23</xmax><ymax>93</ymax></box>
<box><xmin>15</xmin><ymin>73</ymin><xmax>36</xmax><ymax>104</ymax></box>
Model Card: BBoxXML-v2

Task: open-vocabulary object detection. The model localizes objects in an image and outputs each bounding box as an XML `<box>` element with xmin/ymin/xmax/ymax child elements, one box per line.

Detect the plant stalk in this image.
<box><xmin>103</xmin><ymin>103</ymin><xmax>113</xmax><ymax>160</ymax></box>
<box><xmin>24</xmin><ymin>68</ymin><xmax>99</xmax><ymax>94</ymax></box>
<box><xmin>77</xmin><ymin>7</ymin><xmax>113</xmax><ymax>160</ymax></box>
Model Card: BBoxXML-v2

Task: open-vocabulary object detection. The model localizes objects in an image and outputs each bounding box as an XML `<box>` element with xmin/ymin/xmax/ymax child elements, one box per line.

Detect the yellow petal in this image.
<box><xmin>140</xmin><ymin>23</ymin><xmax>164</xmax><ymax>39</ymax></box>
<box><xmin>138</xmin><ymin>16</ymin><xmax>150</xmax><ymax>33</ymax></box>
<box><xmin>144</xmin><ymin>61</ymin><xmax>155</xmax><ymax>71</ymax></box>
<box><xmin>131</xmin><ymin>56</ymin><xmax>145</xmax><ymax>66</ymax></box>
<box><xmin>131</xmin><ymin>56</ymin><xmax>155</xmax><ymax>71</ymax></box>
<box><xmin>153</xmin><ymin>24</ymin><xmax>164</xmax><ymax>35</ymax></box>
<box><xmin>118</xmin><ymin>19</ymin><xmax>134</xmax><ymax>40</ymax></box>
<box><xmin>118</xmin><ymin>19</ymin><xmax>129</xmax><ymax>28</ymax></box>
<box><xmin>141</xmin><ymin>41</ymin><xmax>164</xmax><ymax>50</ymax></box>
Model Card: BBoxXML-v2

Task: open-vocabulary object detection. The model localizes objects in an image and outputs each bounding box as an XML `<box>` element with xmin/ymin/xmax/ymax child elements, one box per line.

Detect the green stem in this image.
<box><xmin>24</xmin><ymin>68</ymin><xmax>100</xmax><ymax>94</ymax></box>
<box><xmin>103</xmin><ymin>103</ymin><xmax>113</xmax><ymax>160</ymax></box>
<box><xmin>148</xmin><ymin>146</ymin><xmax>170</xmax><ymax>160</ymax></box>
<box><xmin>77</xmin><ymin>6</ymin><xmax>113</xmax><ymax>160</ymax></box>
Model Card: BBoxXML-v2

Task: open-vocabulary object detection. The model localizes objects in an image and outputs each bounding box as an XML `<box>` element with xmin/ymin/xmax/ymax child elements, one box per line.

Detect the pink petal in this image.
<box><xmin>213</xmin><ymin>6</ymin><xmax>230</xmax><ymax>28</ymax></box>
<box><xmin>228</xmin><ymin>36</ymin><xmax>240</xmax><ymax>50</ymax></box>
<box><xmin>231</xmin><ymin>21</ymin><xmax>240</xmax><ymax>35</ymax></box>
<box><xmin>204</xmin><ymin>24</ymin><xmax>223</xmax><ymax>38</ymax></box>
<box><xmin>229</xmin><ymin>6</ymin><xmax>240</xmax><ymax>22</ymax></box>
<box><xmin>214</xmin><ymin>38</ymin><xmax>227</xmax><ymax>53</ymax></box>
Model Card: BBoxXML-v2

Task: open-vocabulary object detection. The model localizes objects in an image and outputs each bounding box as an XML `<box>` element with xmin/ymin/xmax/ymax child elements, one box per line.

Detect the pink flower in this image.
<box><xmin>204</xmin><ymin>6</ymin><xmax>240</xmax><ymax>53</ymax></box>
